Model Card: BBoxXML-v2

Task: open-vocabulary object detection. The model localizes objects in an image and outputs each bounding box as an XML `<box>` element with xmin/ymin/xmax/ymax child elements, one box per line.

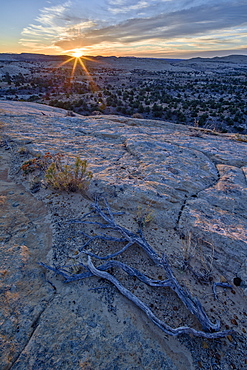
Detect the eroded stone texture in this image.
<box><xmin>0</xmin><ymin>149</ymin><xmax>53</xmax><ymax>369</ymax></box>
<box><xmin>1</xmin><ymin>101</ymin><xmax>247</xmax><ymax>281</ymax></box>
<box><xmin>10</xmin><ymin>282</ymin><xmax>189</xmax><ymax>370</ymax></box>
<box><xmin>178</xmin><ymin>164</ymin><xmax>247</xmax><ymax>278</ymax></box>
<box><xmin>1</xmin><ymin>101</ymin><xmax>247</xmax><ymax>369</ymax></box>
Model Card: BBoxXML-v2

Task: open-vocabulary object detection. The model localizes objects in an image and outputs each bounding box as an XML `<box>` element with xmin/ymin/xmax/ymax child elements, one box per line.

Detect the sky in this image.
<box><xmin>0</xmin><ymin>0</ymin><xmax>247</xmax><ymax>58</ymax></box>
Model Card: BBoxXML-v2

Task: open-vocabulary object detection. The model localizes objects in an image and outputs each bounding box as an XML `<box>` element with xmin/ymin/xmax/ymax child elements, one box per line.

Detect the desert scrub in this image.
<box><xmin>45</xmin><ymin>156</ymin><xmax>93</xmax><ymax>193</ymax></box>
<box><xmin>21</xmin><ymin>152</ymin><xmax>93</xmax><ymax>195</ymax></box>
<box><xmin>21</xmin><ymin>152</ymin><xmax>52</xmax><ymax>174</ymax></box>
<box><xmin>21</xmin><ymin>158</ymin><xmax>43</xmax><ymax>174</ymax></box>
<box><xmin>18</xmin><ymin>146</ymin><xmax>29</xmax><ymax>155</ymax></box>
<box><xmin>135</xmin><ymin>205</ymin><xmax>154</xmax><ymax>228</ymax></box>
<box><xmin>234</xmin><ymin>133</ymin><xmax>247</xmax><ymax>142</ymax></box>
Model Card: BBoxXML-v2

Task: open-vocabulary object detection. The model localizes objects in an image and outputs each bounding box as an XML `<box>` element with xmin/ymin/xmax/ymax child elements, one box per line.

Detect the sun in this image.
<box><xmin>70</xmin><ymin>49</ymin><xmax>84</xmax><ymax>58</ymax></box>
<box><xmin>54</xmin><ymin>50</ymin><xmax>99</xmax><ymax>92</ymax></box>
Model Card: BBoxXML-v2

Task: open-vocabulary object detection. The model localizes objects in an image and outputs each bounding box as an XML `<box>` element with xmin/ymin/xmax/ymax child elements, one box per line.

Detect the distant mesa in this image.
<box><xmin>0</xmin><ymin>53</ymin><xmax>70</xmax><ymax>62</ymax></box>
<box><xmin>185</xmin><ymin>54</ymin><xmax>247</xmax><ymax>64</ymax></box>
<box><xmin>0</xmin><ymin>52</ymin><xmax>246</xmax><ymax>65</ymax></box>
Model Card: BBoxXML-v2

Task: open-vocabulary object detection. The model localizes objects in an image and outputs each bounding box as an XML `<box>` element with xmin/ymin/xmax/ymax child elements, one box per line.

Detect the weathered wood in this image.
<box><xmin>41</xmin><ymin>197</ymin><xmax>234</xmax><ymax>338</ymax></box>
<box><xmin>213</xmin><ymin>282</ymin><xmax>232</xmax><ymax>299</ymax></box>
<box><xmin>78</xmin><ymin>198</ymin><xmax>221</xmax><ymax>332</ymax></box>
<box><xmin>87</xmin><ymin>257</ymin><xmax>232</xmax><ymax>339</ymax></box>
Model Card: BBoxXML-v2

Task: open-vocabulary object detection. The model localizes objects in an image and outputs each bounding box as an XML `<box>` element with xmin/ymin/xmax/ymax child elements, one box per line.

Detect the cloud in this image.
<box><xmin>20</xmin><ymin>0</ymin><xmax>247</xmax><ymax>56</ymax></box>
<box><xmin>55</xmin><ymin>1</ymin><xmax>247</xmax><ymax>46</ymax></box>
<box><xmin>20</xmin><ymin>1</ymin><xmax>100</xmax><ymax>51</ymax></box>
<box><xmin>108</xmin><ymin>1</ymin><xmax>150</xmax><ymax>14</ymax></box>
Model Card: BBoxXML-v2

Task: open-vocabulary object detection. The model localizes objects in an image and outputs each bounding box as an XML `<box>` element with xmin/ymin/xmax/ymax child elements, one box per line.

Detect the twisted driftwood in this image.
<box><xmin>41</xmin><ymin>197</ymin><xmax>233</xmax><ymax>338</ymax></box>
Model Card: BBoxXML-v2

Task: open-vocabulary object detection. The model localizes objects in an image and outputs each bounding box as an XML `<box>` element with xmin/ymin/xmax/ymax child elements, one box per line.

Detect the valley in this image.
<box><xmin>1</xmin><ymin>53</ymin><xmax>247</xmax><ymax>134</ymax></box>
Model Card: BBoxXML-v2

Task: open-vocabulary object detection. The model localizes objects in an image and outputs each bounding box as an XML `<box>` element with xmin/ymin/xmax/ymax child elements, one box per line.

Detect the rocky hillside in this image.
<box><xmin>0</xmin><ymin>101</ymin><xmax>247</xmax><ymax>369</ymax></box>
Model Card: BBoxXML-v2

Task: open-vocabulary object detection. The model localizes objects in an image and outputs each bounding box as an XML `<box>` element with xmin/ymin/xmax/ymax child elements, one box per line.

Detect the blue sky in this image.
<box><xmin>1</xmin><ymin>0</ymin><xmax>247</xmax><ymax>58</ymax></box>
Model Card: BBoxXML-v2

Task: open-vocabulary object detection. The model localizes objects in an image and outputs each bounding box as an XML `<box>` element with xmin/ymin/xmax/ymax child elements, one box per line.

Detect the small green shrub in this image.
<box><xmin>45</xmin><ymin>156</ymin><xmax>93</xmax><ymax>193</ymax></box>
<box><xmin>21</xmin><ymin>152</ymin><xmax>93</xmax><ymax>195</ymax></box>
<box><xmin>135</xmin><ymin>205</ymin><xmax>154</xmax><ymax>228</ymax></box>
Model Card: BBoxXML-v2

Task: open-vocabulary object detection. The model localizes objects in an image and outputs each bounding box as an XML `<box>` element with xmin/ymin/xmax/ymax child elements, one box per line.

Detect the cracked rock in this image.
<box><xmin>1</xmin><ymin>101</ymin><xmax>247</xmax><ymax>369</ymax></box>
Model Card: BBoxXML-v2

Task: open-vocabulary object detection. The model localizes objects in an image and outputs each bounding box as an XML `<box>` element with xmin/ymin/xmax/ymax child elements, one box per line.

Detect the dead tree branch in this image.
<box><xmin>213</xmin><ymin>282</ymin><xmax>232</xmax><ymax>299</ymax></box>
<box><xmin>87</xmin><ymin>256</ymin><xmax>232</xmax><ymax>339</ymax></box>
<box><xmin>41</xmin><ymin>197</ymin><xmax>234</xmax><ymax>338</ymax></box>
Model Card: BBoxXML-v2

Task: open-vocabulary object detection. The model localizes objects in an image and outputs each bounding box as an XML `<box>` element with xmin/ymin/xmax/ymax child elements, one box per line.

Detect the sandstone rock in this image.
<box><xmin>178</xmin><ymin>164</ymin><xmax>247</xmax><ymax>281</ymax></box>
<box><xmin>1</xmin><ymin>101</ymin><xmax>247</xmax><ymax>369</ymax></box>
<box><xmin>1</xmin><ymin>101</ymin><xmax>247</xmax><ymax>282</ymax></box>
<box><xmin>10</xmin><ymin>282</ymin><xmax>186</xmax><ymax>370</ymax></box>
<box><xmin>0</xmin><ymin>149</ymin><xmax>53</xmax><ymax>369</ymax></box>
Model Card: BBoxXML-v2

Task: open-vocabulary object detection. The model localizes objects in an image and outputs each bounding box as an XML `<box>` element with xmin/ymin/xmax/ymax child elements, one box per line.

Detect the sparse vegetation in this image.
<box><xmin>1</xmin><ymin>55</ymin><xmax>247</xmax><ymax>134</ymax></box>
<box><xmin>0</xmin><ymin>195</ymin><xmax>6</xmax><ymax>205</ymax></box>
<box><xmin>45</xmin><ymin>155</ymin><xmax>93</xmax><ymax>194</ymax></box>
<box><xmin>18</xmin><ymin>146</ymin><xmax>29</xmax><ymax>155</ymax></box>
<box><xmin>234</xmin><ymin>133</ymin><xmax>247</xmax><ymax>142</ymax></box>
<box><xmin>132</xmin><ymin>113</ymin><xmax>143</xmax><ymax>119</ymax></box>
<box><xmin>21</xmin><ymin>153</ymin><xmax>51</xmax><ymax>174</ymax></box>
<box><xmin>21</xmin><ymin>152</ymin><xmax>93</xmax><ymax>195</ymax></box>
<box><xmin>135</xmin><ymin>205</ymin><xmax>154</xmax><ymax>228</ymax></box>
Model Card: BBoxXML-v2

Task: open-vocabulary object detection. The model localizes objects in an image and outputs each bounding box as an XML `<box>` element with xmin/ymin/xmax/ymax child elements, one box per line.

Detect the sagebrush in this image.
<box><xmin>45</xmin><ymin>155</ymin><xmax>93</xmax><ymax>193</ymax></box>
<box><xmin>21</xmin><ymin>152</ymin><xmax>93</xmax><ymax>194</ymax></box>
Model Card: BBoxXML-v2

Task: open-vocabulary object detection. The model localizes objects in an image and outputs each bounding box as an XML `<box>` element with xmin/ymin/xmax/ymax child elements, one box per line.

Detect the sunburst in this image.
<box><xmin>71</xmin><ymin>49</ymin><xmax>84</xmax><ymax>58</ymax></box>
<box><xmin>55</xmin><ymin>50</ymin><xmax>98</xmax><ymax>89</ymax></box>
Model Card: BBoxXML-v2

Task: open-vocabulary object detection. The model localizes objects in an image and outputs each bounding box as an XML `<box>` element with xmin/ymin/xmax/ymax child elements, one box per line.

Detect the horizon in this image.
<box><xmin>0</xmin><ymin>1</ymin><xmax>246</xmax><ymax>59</ymax></box>
<box><xmin>1</xmin><ymin>52</ymin><xmax>247</xmax><ymax>61</ymax></box>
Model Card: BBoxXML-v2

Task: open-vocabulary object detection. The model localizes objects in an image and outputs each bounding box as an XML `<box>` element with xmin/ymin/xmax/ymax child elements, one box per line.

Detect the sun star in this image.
<box><xmin>54</xmin><ymin>51</ymin><xmax>99</xmax><ymax>91</ymax></box>
<box><xmin>71</xmin><ymin>49</ymin><xmax>84</xmax><ymax>58</ymax></box>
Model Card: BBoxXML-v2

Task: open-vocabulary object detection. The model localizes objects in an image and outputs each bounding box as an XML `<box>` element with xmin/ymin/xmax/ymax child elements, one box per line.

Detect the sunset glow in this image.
<box><xmin>70</xmin><ymin>49</ymin><xmax>84</xmax><ymax>58</ymax></box>
<box><xmin>54</xmin><ymin>53</ymin><xmax>97</xmax><ymax>89</ymax></box>
<box><xmin>0</xmin><ymin>0</ymin><xmax>246</xmax><ymax>58</ymax></box>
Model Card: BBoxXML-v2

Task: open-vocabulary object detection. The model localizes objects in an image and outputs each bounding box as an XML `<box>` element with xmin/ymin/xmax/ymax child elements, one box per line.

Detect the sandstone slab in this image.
<box><xmin>1</xmin><ymin>101</ymin><xmax>247</xmax><ymax>369</ymax></box>
<box><xmin>0</xmin><ymin>148</ymin><xmax>53</xmax><ymax>369</ymax></box>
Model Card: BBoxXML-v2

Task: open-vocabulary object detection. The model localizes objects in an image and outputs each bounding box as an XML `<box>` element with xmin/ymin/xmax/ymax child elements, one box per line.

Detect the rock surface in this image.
<box><xmin>0</xmin><ymin>147</ymin><xmax>53</xmax><ymax>369</ymax></box>
<box><xmin>0</xmin><ymin>101</ymin><xmax>247</xmax><ymax>369</ymax></box>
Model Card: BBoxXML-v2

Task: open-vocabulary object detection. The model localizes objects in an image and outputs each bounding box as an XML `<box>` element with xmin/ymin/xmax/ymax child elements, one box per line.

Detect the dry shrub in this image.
<box><xmin>234</xmin><ymin>133</ymin><xmax>247</xmax><ymax>142</ymax></box>
<box><xmin>21</xmin><ymin>152</ymin><xmax>93</xmax><ymax>195</ymax></box>
<box><xmin>132</xmin><ymin>113</ymin><xmax>143</xmax><ymax>119</ymax></box>
<box><xmin>45</xmin><ymin>155</ymin><xmax>93</xmax><ymax>193</ymax></box>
